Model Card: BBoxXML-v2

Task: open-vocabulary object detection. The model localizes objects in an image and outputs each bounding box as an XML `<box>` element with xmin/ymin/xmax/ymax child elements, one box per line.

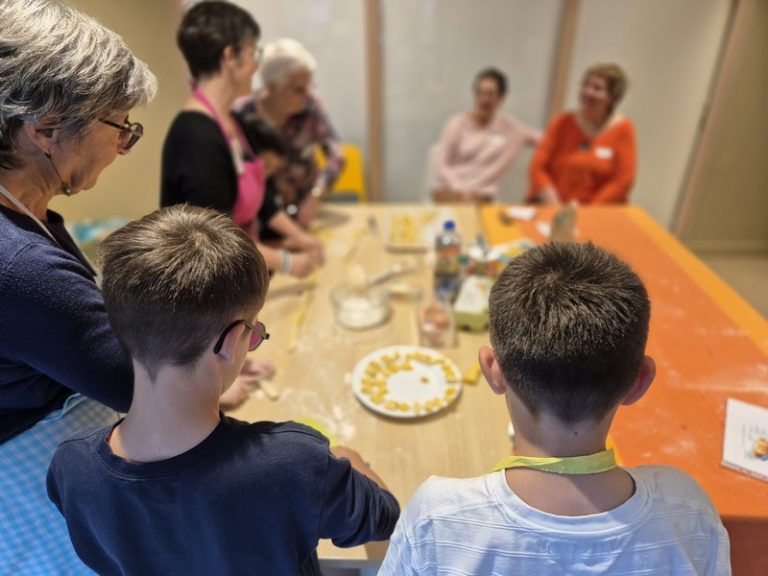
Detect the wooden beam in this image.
<box><xmin>547</xmin><ymin>0</ymin><xmax>581</xmax><ymax>121</ymax></box>
<box><xmin>364</xmin><ymin>0</ymin><xmax>383</xmax><ymax>202</ymax></box>
<box><xmin>673</xmin><ymin>0</ymin><xmax>755</xmax><ymax>238</ymax></box>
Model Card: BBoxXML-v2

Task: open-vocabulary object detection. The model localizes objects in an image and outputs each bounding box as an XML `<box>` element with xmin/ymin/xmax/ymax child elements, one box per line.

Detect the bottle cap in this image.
<box><xmin>443</xmin><ymin>220</ymin><xmax>456</xmax><ymax>231</ymax></box>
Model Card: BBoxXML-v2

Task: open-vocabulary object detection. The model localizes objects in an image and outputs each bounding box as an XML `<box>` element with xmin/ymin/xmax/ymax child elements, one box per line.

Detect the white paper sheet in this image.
<box><xmin>721</xmin><ymin>398</ymin><xmax>768</xmax><ymax>482</ymax></box>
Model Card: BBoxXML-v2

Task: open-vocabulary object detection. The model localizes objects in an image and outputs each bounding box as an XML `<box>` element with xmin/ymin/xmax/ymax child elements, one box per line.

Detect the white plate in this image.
<box><xmin>351</xmin><ymin>345</ymin><xmax>462</xmax><ymax>419</ymax></box>
<box><xmin>382</xmin><ymin>208</ymin><xmax>454</xmax><ymax>252</ymax></box>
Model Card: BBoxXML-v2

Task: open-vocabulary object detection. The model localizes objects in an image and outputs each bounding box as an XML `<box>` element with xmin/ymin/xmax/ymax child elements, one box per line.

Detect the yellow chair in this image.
<box><xmin>315</xmin><ymin>143</ymin><xmax>367</xmax><ymax>203</ymax></box>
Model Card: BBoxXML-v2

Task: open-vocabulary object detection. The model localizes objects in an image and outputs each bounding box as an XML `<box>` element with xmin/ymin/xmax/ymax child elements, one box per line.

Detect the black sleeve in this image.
<box><xmin>258</xmin><ymin>180</ymin><xmax>282</xmax><ymax>229</ymax></box>
<box><xmin>160</xmin><ymin>112</ymin><xmax>237</xmax><ymax>215</ymax></box>
<box><xmin>318</xmin><ymin>453</ymin><xmax>401</xmax><ymax>547</ymax></box>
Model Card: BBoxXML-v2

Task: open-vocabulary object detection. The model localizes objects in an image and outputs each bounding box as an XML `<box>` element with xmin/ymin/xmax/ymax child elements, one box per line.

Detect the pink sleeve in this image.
<box><xmin>460</xmin><ymin>120</ymin><xmax>529</xmax><ymax>190</ymax></box>
<box><xmin>526</xmin><ymin>125</ymin><xmax>543</xmax><ymax>147</ymax></box>
<box><xmin>434</xmin><ymin>115</ymin><xmax>464</xmax><ymax>190</ymax></box>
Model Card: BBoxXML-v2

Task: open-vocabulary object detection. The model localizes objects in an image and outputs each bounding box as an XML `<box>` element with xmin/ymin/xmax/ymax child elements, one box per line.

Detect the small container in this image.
<box><xmin>417</xmin><ymin>299</ymin><xmax>455</xmax><ymax>348</ymax></box>
<box><xmin>331</xmin><ymin>283</ymin><xmax>391</xmax><ymax>330</ymax></box>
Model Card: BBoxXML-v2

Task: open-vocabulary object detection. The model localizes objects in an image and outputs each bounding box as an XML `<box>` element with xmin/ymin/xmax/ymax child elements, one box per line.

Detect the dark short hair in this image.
<box><xmin>489</xmin><ymin>242</ymin><xmax>650</xmax><ymax>424</ymax></box>
<box><xmin>236</xmin><ymin>110</ymin><xmax>287</xmax><ymax>158</ymax></box>
<box><xmin>99</xmin><ymin>205</ymin><xmax>270</xmax><ymax>380</ymax></box>
<box><xmin>474</xmin><ymin>67</ymin><xmax>507</xmax><ymax>98</ymax></box>
<box><xmin>177</xmin><ymin>1</ymin><xmax>260</xmax><ymax>80</ymax></box>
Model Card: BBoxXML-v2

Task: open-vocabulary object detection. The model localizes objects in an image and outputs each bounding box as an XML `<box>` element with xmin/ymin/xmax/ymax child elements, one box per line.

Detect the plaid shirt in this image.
<box><xmin>242</xmin><ymin>92</ymin><xmax>346</xmax><ymax>206</ymax></box>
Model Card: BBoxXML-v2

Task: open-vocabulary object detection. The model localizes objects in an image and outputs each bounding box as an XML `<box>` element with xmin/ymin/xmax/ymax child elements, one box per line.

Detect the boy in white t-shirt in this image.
<box><xmin>380</xmin><ymin>242</ymin><xmax>730</xmax><ymax>575</ymax></box>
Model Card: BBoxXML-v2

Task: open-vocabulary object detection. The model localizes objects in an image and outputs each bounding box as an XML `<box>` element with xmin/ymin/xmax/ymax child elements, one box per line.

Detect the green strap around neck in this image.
<box><xmin>491</xmin><ymin>448</ymin><xmax>617</xmax><ymax>475</ymax></box>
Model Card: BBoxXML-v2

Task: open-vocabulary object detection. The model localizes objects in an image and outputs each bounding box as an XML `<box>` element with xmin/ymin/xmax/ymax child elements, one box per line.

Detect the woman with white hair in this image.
<box><xmin>239</xmin><ymin>38</ymin><xmax>346</xmax><ymax>230</ymax></box>
<box><xmin>0</xmin><ymin>0</ymin><xmax>155</xmax><ymax>572</ymax></box>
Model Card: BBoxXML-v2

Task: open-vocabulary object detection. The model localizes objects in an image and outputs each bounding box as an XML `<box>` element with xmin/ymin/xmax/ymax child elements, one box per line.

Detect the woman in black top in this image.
<box><xmin>161</xmin><ymin>1</ymin><xmax>322</xmax><ymax>278</ymax></box>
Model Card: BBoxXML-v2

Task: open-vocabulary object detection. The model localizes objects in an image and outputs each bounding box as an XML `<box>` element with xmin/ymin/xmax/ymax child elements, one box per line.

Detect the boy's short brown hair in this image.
<box><xmin>99</xmin><ymin>205</ymin><xmax>269</xmax><ymax>379</ymax></box>
<box><xmin>489</xmin><ymin>242</ymin><xmax>650</xmax><ymax>424</ymax></box>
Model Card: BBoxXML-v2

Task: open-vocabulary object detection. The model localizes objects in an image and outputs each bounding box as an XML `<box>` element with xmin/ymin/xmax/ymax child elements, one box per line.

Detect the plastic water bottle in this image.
<box><xmin>434</xmin><ymin>220</ymin><xmax>462</xmax><ymax>302</ymax></box>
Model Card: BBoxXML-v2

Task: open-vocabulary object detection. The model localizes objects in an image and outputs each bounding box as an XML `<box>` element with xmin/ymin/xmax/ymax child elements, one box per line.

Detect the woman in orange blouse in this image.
<box><xmin>528</xmin><ymin>63</ymin><xmax>636</xmax><ymax>204</ymax></box>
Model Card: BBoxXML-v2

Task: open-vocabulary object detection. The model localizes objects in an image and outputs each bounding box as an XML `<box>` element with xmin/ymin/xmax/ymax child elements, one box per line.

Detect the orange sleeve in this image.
<box><xmin>592</xmin><ymin>120</ymin><xmax>637</xmax><ymax>204</ymax></box>
<box><xmin>527</xmin><ymin>114</ymin><xmax>569</xmax><ymax>201</ymax></box>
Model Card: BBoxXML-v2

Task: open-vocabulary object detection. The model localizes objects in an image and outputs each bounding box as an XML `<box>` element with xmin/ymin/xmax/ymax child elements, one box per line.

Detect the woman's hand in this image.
<box><xmin>288</xmin><ymin>251</ymin><xmax>318</xmax><ymax>279</ymax></box>
<box><xmin>538</xmin><ymin>186</ymin><xmax>561</xmax><ymax>205</ymax></box>
<box><xmin>283</xmin><ymin>233</ymin><xmax>324</xmax><ymax>265</ymax></box>
<box><xmin>297</xmin><ymin>192</ymin><xmax>322</xmax><ymax>227</ymax></box>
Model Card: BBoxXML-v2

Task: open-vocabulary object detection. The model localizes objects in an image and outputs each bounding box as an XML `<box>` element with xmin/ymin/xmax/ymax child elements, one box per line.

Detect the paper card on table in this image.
<box><xmin>721</xmin><ymin>398</ymin><xmax>768</xmax><ymax>482</ymax></box>
<box><xmin>503</xmin><ymin>206</ymin><xmax>537</xmax><ymax>221</ymax></box>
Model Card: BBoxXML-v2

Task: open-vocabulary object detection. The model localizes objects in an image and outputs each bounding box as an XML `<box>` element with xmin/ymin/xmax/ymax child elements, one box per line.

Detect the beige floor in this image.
<box><xmin>698</xmin><ymin>252</ymin><xmax>768</xmax><ymax>318</ymax></box>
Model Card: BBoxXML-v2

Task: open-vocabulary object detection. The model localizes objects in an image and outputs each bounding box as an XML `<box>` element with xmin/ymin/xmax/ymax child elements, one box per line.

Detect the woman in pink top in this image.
<box><xmin>433</xmin><ymin>68</ymin><xmax>540</xmax><ymax>203</ymax></box>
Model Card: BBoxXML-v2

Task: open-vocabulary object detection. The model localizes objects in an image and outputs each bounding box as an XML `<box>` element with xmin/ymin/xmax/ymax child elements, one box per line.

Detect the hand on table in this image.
<box><xmin>432</xmin><ymin>188</ymin><xmax>471</xmax><ymax>203</ymax></box>
<box><xmin>219</xmin><ymin>359</ymin><xmax>277</xmax><ymax>411</ymax></box>
<box><xmin>284</xmin><ymin>233</ymin><xmax>325</xmax><ymax>265</ymax></box>
<box><xmin>288</xmin><ymin>251</ymin><xmax>319</xmax><ymax>279</ymax></box>
<box><xmin>331</xmin><ymin>446</ymin><xmax>369</xmax><ymax>469</ymax></box>
<box><xmin>332</xmin><ymin>445</ymin><xmax>390</xmax><ymax>491</ymax></box>
<box><xmin>538</xmin><ymin>186</ymin><xmax>561</xmax><ymax>205</ymax></box>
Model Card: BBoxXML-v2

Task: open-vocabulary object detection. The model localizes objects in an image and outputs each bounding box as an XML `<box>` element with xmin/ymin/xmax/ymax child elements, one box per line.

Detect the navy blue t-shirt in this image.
<box><xmin>47</xmin><ymin>416</ymin><xmax>400</xmax><ymax>575</ymax></box>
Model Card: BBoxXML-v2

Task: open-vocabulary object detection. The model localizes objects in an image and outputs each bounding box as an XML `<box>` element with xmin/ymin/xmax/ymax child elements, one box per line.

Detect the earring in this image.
<box><xmin>44</xmin><ymin>150</ymin><xmax>73</xmax><ymax>196</ymax></box>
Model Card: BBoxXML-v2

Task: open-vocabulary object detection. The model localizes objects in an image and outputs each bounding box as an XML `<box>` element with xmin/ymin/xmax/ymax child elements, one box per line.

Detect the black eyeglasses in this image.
<box><xmin>100</xmin><ymin>119</ymin><xmax>144</xmax><ymax>150</ymax></box>
<box><xmin>213</xmin><ymin>320</ymin><xmax>270</xmax><ymax>355</ymax></box>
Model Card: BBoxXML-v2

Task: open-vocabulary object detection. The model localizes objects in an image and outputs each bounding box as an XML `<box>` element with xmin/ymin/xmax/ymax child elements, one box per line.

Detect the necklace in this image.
<box><xmin>0</xmin><ymin>182</ymin><xmax>58</xmax><ymax>245</ymax></box>
<box><xmin>491</xmin><ymin>448</ymin><xmax>617</xmax><ymax>475</ymax></box>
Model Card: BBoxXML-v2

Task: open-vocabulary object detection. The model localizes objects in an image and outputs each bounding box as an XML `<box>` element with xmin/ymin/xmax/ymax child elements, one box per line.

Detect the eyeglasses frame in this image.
<box><xmin>100</xmin><ymin>118</ymin><xmax>144</xmax><ymax>150</ymax></box>
<box><xmin>213</xmin><ymin>319</ymin><xmax>270</xmax><ymax>355</ymax></box>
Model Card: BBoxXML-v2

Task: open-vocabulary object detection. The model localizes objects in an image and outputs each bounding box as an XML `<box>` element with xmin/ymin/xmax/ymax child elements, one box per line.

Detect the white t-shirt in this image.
<box><xmin>379</xmin><ymin>466</ymin><xmax>730</xmax><ymax>575</ymax></box>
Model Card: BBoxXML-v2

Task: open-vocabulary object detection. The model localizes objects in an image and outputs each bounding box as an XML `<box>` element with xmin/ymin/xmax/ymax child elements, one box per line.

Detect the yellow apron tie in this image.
<box><xmin>491</xmin><ymin>448</ymin><xmax>617</xmax><ymax>475</ymax></box>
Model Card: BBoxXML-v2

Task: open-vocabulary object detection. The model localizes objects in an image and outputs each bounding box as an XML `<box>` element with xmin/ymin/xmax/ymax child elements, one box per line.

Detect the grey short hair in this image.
<box><xmin>260</xmin><ymin>38</ymin><xmax>317</xmax><ymax>88</ymax></box>
<box><xmin>0</xmin><ymin>0</ymin><xmax>157</xmax><ymax>169</ymax></box>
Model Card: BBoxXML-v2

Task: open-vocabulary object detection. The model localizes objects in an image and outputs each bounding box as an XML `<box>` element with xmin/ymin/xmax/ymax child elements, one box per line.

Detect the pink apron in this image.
<box><xmin>193</xmin><ymin>89</ymin><xmax>264</xmax><ymax>231</ymax></box>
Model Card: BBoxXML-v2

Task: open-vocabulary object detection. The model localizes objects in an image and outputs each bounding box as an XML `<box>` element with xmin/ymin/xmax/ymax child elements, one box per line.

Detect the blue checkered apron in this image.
<box><xmin>0</xmin><ymin>395</ymin><xmax>119</xmax><ymax>575</ymax></box>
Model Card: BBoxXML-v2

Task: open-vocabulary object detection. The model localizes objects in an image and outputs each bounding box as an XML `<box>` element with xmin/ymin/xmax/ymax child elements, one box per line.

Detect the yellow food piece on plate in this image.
<box><xmin>384</xmin><ymin>400</ymin><xmax>399</xmax><ymax>411</ymax></box>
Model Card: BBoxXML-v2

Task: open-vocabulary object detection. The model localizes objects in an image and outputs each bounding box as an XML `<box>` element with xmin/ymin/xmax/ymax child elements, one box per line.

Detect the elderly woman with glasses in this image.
<box><xmin>528</xmin><ymin>62</ymin><xmax>636</xmax><ymax>205</ymax></box>
<box><xmin>0</xmin><ymin>0</ymin><xmax>156</xmax><ymax>573</ymax></box>
<box><xmin>162</xmin><ymin>2</ymin><xmax>322</xmax><ymax>279</ymax></box>
<box><xmin>238</xmin><ymin>38</ymin><xmax>346</xmax><ymax>233</ymax></box>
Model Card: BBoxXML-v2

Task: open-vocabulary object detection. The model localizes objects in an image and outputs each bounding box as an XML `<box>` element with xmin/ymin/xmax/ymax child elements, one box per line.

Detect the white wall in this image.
<box><xmin>234</xmin><ymin>0</ymin><xmax>368</xmax><ymax>157</ymax></box>
<box><xmin>381</xmin><ymin>0</ymin><xmax>563</xmax><ymax>203</ymax></box>
<box><xmin>566</xmin><ymin>0</ymin><xmax>731</xmax><ymax>227</ymax></box>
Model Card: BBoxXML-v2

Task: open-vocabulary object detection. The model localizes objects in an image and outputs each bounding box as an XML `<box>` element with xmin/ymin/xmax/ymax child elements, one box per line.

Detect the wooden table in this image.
<box><xmin>233</xmin><ymin>204</ymin><xmax>768</xmax><ymax>574</ymax></box>
<box><xmin>483</xmin><ymin>204</ymin><xmax>768</xmax><ymax>576</ymax></box>
<box><xmin>232</xmin><ymin>204</ymin><xmax>510</xmax><ymax>571</ymax></box>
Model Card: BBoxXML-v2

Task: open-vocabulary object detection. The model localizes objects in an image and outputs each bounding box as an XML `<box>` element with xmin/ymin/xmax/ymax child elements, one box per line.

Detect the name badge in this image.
<box><xmin>595</xmin><ymin>146</ymin><xmax>614</xmax><ymax>160</ymax></box>
<box><xmin>489</xmin><ymin>134</ymin><xmax>506</xmax><ymax>147</ymax></box>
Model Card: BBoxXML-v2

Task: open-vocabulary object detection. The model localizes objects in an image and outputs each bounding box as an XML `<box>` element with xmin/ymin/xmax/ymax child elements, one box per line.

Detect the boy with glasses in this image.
<box><xmin>46</xmin><ymin>205</ymin><xmax>399</xmax><ymax>575</ymax></box>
